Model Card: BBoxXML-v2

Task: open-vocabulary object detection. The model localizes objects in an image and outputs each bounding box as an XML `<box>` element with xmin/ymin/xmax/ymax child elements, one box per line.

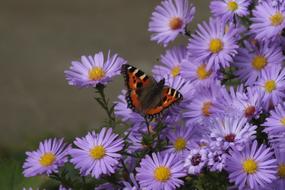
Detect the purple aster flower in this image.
<box><xmin>216</xmin><ymin>85</ymin><xmax>246</xmax><ymax>118</ymax></box>
<box><xmin>148</xmin><ymin>0</ymin><xmax>195</xmax><ymax>46</ymax></box>
<box><xmin>256</xmin><ymin>65</ymin><xmax>285</xmax><ymax>110</ymax></box>
<box><xmin>181</xmin><ymin>58</ymin><xmax>216</xmax><ymax>87</ymax></box>
<box><xmin>272</xmin><ymin>133</ymin><xmax>285</xmax><ymax>153</ymax></box>
<box><xmin>59</xmin><ymin>185</ymin><xmax>72</xmax><ymax>190</ymax></box>
<box><xmin>183</xmin><ymin>81</ymin><xmax>225</xmax><ymax>125</ymax></box>
<box><xmin>121</xmin><ymin>156</ymin><xmax>137</xmax><ymax>174</ymax></box>
<box><xmin>69</xmin><ymin>128</ymin><xmax>124</xmax><ymax>178</ymax></box>
<box><xmin>225</xmin><ymin>140</ymin><xmax>277</xmax><ymax>190</ymax></box>
<box><xmin>23</xmin><ymin>138</ymin><xmax>70</xmax><ymax>177</ymax></box>
<box><xmin>220</xmin><ymin>85</ymin><xmax>263</xmax><ymax>119</ymax></box>
<box><xmin>114</xmin><ymin>90</ymin><xmax>144</xmax><ymax>124</ymax></box>
<box><xmin>210</xmin><ymin>116</ymin><xmax>256</xmax><ymax>151</ymax></box>
<box><xmin>96</xmin><ymin>183</ymin><xmax>117</xmax><ymax>190</ymax></box>
<box><xmin>97</xmin><ymin>173</ymin><xmax>140</xmax><ymax>190</ymax></box>
<box><xmin>64</xmin><ymin>51</ymin><xmax>126</xmax><ymax>88</ymax></box>
<box><xmin>234</xmin><ymin>40</ymin><xmax>283</xmax><ymax>85</ymax></box>
<box><xmin>127</xmin><ymin>131</ymin><xmax>156</xmax><ymax>153</ymax></box>
<box><xmin>207</xmin><ymin>149</ymin><xmax>227</xmax><ymax>172</ymax></box>
<box><xmin>122</xmin><ymin>173</ymin><xmax>140</xmax><ymax>190</ymax></box>
<box><xmin>127</xmin><ymin>131</ymin><xmax>144</xmax><ymax>152</ymax></box>
<box><xmin>184</xmin><ymin>148</ymin><xmax>208</xmax><ymax>175</ymax></box>
<box><xmin>251</xmin><ymin>1</ymin><xmax>285</xmax><ymax>41</ymax></box>
<box><xmin>234</xmin><ymin>86</ymin><xmax>263</xmax><ymax>119</ymax></box>
<box><xmin>269</xmin><ymin>147</ymin><xmax>285</xmax><ymax>190</ymax></box>
<box><xmin>188</xmin><ymin>18</ymin><xmax>239</xmax><ymax>71</ymax></box>
<box><xmin>210</xmin><ymin>0</ymin><xmax>250</xmax><ymax>22</ymax></box>
<box><xmin>136</xmin><ymin>152</ymin><xmax>186</xmax><ymax>190</ymax></box>
<box><xmin>264</xmin><ymin>103</ymin><xmax>285</xmax><ymax>137</ymax></box>
<box><xmin>152</xmin><ymin>46</ymin><xmax>188</xmax><ymax>79</ymax></box>
<box><xmin>164</xmin><ymin>126</ymin><xmax>196</xmax><ymax>158</ymax></box>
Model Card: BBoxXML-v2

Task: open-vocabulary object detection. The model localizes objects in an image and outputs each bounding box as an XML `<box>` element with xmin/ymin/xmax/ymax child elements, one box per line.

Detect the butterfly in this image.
<box><xmin>121</xmin><ymin>64</ymin><xmax>183</xmax><ymax>119</ymax></box>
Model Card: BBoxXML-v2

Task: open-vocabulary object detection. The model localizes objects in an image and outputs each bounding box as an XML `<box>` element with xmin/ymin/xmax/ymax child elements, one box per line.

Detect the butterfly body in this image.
<box><xmin>121</xmin><ymin>64</ymin><xmax>182</xmax><ymax>118</ymax></box>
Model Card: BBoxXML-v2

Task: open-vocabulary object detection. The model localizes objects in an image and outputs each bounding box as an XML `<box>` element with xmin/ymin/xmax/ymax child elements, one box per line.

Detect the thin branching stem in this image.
<box><xmin>94</xmin><ymin>84</ymin><xmax>116</xmax><ymax>125</ymax></box>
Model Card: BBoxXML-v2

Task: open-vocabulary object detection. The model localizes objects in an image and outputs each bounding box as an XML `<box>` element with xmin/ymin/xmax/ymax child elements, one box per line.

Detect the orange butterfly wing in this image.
<box><xmin>121</xmin><ymin>64</ymin><xmax>183</xmax><ymax>118</ymax></box>
<box><xmin>121</xmin><ymin>64</ymin><xmax>152</xmax><ymax>112</ymax></box>
<box><xmin>144</xmin><ymin>87</ymin><xmax>182</xmax><ymax>117</ymax></box>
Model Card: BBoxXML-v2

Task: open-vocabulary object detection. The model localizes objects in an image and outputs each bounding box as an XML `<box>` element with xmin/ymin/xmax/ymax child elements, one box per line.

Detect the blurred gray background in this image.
<box><xmin>0</xmin><ymin>0</ymin><xmax>210</xmax><ymax>153</ymax></box>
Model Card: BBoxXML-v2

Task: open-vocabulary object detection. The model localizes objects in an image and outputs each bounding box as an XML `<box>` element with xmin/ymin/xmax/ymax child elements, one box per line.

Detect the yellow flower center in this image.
<box><xmin>243</xmin><ymin>159</ymin><xmax>258</xmax><ymax>174</ymax></box>
<box><xmin>209</xmin><ymin>39</ymin><xmax>224</xmax><ymax>53</ymax></box>
<box><xmin>280</xmin><ymin>117</ymin><xmax>285</xmax><ymax>126</ymax></box>
<box><xmin>251</xmin><ymin>55</ymin><xmax>267</xmax><ymax>70</ymax></box>
<box><xmin>270</xmin><ymin>12</ymin><xmax>284</xmax><ymax>26</ymax></box>
<box><xmin>196</xmin><ymin>64</ymin><xmax>211</xmax><ymax>80</ymax></box>
<box><xmin>202</xmin><ymin>101</ymin><xmax>212</xmax><ymax>117</ymax></box>
<box><xmin>174</xmin><ymin>137</ymin><xmax>186</xmax><ymax>151</ymax></box>
<box><xmin>88</xmin><ymin>67</ymin><xmax>105</xmax><ymax>81</ymax></box>
<box><xmin>154</xmin><ymin>166</ymin><xmax>171</xmax><ymax>182</ymax></box>
<box><xmin>39</xmin><ymin>152</ymin><xmax>56</xmax><ymax>167</ymax></box>
<box><xmin>278</xmin><ymin>164</ymin><xmax>285</xmax><ymax>178</ymax></box>
<box><xmin>90</xmin><ymin>145</ymin><xmax>106</xmax><ymax>160</ymax></box>
<box><xmin>171</xmin><ymin>66</ymin><xmax>181</xmax><ymax>77</ymax></box>
<box><xmin>264</xmin><ymin>80</ymin><xmax>276</xmax><ymax>93</ymax></box>
<box><xmin>169</xmin><ymin>17</ymin><xmax>183</xmax><ymax>30</ymax></box>
<box><xmin>227</xmin><ymin>1</ymin><xmax>238</xmax><ymax>12</ymax></box>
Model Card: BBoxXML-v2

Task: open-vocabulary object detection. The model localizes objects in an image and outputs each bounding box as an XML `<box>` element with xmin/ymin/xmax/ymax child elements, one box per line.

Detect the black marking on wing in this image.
<box><xmin>144</xmin><ymin>88</ymin><xmax>183</xmax><ymax>119</ymax></box>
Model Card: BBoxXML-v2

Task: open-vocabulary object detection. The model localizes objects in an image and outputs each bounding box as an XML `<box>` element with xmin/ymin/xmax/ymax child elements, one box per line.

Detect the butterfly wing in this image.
<box><xmin>121</xmin><ymin>64</ymin><xmax>156</xmax><ymax>112</ymax></box>
<box><xmin>121</xmin><ymin>64</ymin><xmax>152</xmax><ymax>90</ymax></box>
<box><xmin>143</xmin><ymin>87</ymin><xmax>183</xmax><ymax>118</ymax></box>
<box><xmin>121</xmin><ymin>64</ymin><xmax>183</xmax><ymax>118</ymax></box>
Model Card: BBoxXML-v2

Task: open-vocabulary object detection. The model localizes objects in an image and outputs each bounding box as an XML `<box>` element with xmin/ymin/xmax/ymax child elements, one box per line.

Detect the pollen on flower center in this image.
<box><xmin>88</xmin><ymin>67</ymin><xmax>105</xmax><ymax>81</ymax></box>
<box><xmin>39</xmin><ymin>152</ymin><xmax>56</xmax><ymax>167</ymax></box>
<box><xmin>278</xmin><ymin>164</ymin><xmax>285</xmax><ymax>178</ymax></box>
<box><xmin>202</xmin><ymin>101</ymin><xmax>212</xmax><ymax>117</ymax></box>
<box><xmin>154</xmin><ymin>166</ymin><xmax>171</xmax><ymax>182</ymax></box>
<box><xmin>270</xmin><ymin>12</ymin><xmax>284</xmax><ymax>26</ymax></box>
<box><xmin>209</xmin><ymin>38</ymin><xmax>224</xmax><ymax>53</ymax></box>
<box><xmin>251</xmin><ymin>55</ymin><xmax>267</xmax><ymax>70</ymax></box>
<box><xmin>169</xmin><ymin>17</ymin><xmax>183</xmax><ymax>30</ymax></box>
<box><xmin>224</xmin><ymin>133</ymin><xmax>236</xmax><ymax>142</ymax></box>
<box><xmin>196</xmin><ymin>64</ymin><xmax>211</xmax><ymax>80</ymax></box>
<box><xmin>224</xmin><ymin>24</ymin><xmax>230</xmax><ymax>34</ymax></box>
<box><xmin>264</xmin><ymin>80</ymin><xmax>276</xmax><ymax>93</ymax></box>
<box><xmin>244</xmin><ymin>106</ymin><xmax>256</xmax><ymax>118</ymax></box>
<box><xmin>227</xmin><ymin>1</ymin><xmax>238</xmax><ymax>12</ymax></box>
<box><xmin>171</xmin><ymin>66</ymin><xmax>181</xmax><ymax>77</ymax></box>
<box><xmin>280</xmin><ymin>117</ymin><xmax>285</xmax><ymax>126</ymax></box>
<box><xmin>191</xmin><ymin>154</ymin><xmax>202</xmax><ymax>166</ymax></box>
<box><xmin>174</xmin><ymin>137</ymin><xmax>186</xmax><ymax>151</ymax></box>
<box><xmin>243</xmin><ymin>159</ymin><xmax>258</xmax><ymax>174</ymax></box>
<box><xmin>90</xmin><ymin>145</ymin><xmax>106</xmax><ymax>160</ymax></box>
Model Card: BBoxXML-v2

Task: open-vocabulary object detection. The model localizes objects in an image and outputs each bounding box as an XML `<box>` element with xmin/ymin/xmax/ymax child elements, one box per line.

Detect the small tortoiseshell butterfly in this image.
<box><xmin>121</xmin><ymin>64</ymin><xmax>183</xmax><ymax>119</ymax></box>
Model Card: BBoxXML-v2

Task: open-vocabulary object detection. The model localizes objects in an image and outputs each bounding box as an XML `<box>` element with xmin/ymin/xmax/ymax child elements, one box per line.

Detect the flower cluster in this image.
<box><xmin>23</xmin><ymin>0</ymin><xmax>285</xmax><ymax>189</ymax></box>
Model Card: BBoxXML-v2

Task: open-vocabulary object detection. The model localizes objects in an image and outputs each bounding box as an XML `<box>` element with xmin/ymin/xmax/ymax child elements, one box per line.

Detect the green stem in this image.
<box><xmin>50</xmin><ymin>172</ymin><xmax>71</xmax><ymax>188</ymax></box>
<box><xmin>144</xmin><ymin>117</ymin><xmax>151</xmax><ymax>135</ymax></box>
<box><xmin>94</xmin><ymin>84</ymin><xmax>115</xmax><ymax>124</ymax></box>
<box><xmin>184</xmin><ymin>25</ymin><xmax>192</xmax><ymax>37</ymax></box>
<box><xmin>82</xmin><ymin>175</ymin><xmax>86</xmax><ymax>184</ymax></box>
